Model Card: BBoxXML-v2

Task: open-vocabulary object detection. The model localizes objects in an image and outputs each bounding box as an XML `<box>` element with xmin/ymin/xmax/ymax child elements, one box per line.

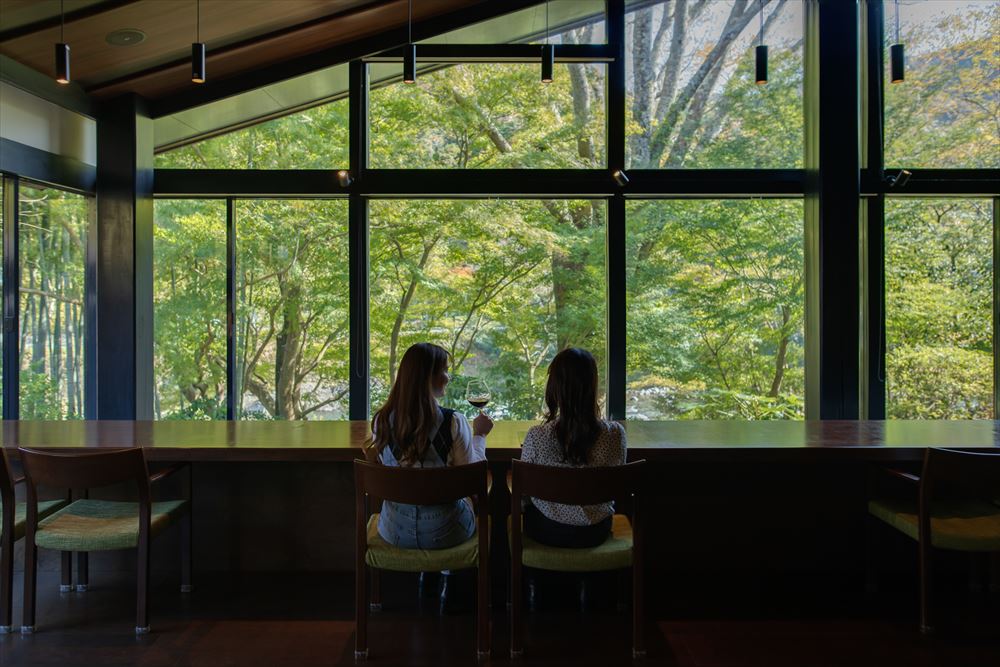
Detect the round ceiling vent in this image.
<box><xmin>106</xmin><ymin>29</ymin><xmax>146</xmax><ymax>47</ymax></box>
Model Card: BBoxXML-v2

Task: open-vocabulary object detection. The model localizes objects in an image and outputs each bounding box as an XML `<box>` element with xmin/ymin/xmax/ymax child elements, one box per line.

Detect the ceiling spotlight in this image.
<box><xmin>337</xmin><ymin>170</ymin><xmax>353</xmax><ymax>187</ymax></box>
<box><xmin>55</xmin><ymin>0</ymin><xmax>70</xmax><ymax>84</ymax></box>
<box><xmin>403</xmin><ymin>0</ymin><xmax>416</xmax><ymax>84</ymax></box>
<box><xmin>755</xmin><ymin>0</ymin><xmax>767</xmax><ymax>84</ymax></box>
<box><xmin>890</xmin><ymin>0</ymin><xmax>905</xmax><ymax>83</ymax></box>
<box><xmin>612</xmin><ymin>169</ymin><xmax>629</xmax><ymax>187</ymax></box>
<box><xmin>192</xmin><ymin>0</ymin><xmax>206</xmax><ymax>84</ymax></box>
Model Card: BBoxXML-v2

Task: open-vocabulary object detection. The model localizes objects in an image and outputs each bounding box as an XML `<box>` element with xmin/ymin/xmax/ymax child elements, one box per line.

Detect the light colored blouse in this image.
<box><xmin>519</xmin><ymin>420</ymin><xmax>627</xmax><ymax>526</ymax></box>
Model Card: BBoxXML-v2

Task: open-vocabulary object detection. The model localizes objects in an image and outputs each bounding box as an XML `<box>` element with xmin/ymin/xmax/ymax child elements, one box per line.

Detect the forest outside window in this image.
<box><xmin>626</xmin><ymin>199</ymin><xmax>805</xmax><ymax>420</ymax></box>
<box><xmin>235</xmin><ymin>200</ymin><xmax>349</xmax><ymax>421</ymax></box>
<box><xmin>885</xmin><ymin>198</ymin><xmax>993</xmax><ymax>419</ymax></box>
<box><xmin>883</xmin><ymin>1</ymin><xmax>999</xmax><ymax>169</ymax></box>
<box><xmin>368</xmin><ymin>62</ymin><xmax>607</xmax><ymax>169</ymax></box>
<box><xmin>154</xmin><ymin>199</ymin><xmax>227</xmax><ymax>420</ymax></box>
<box><xmin>369</xmin><ymin>199</ymin><xmax>607</xmax><ymax>419</ymax></box>
<box><xmin>18</xmin><ymin>184</ymin><xmax>88</xmax><ymax>420</ymax></box>
<box><xmin>625</xmin><ymin>0</ymin><xmax>804</xmax><ymax>169</ymax></box>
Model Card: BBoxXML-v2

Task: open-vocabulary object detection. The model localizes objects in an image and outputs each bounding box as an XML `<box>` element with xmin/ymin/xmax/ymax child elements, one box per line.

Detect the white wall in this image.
<box><xmin>0</xmin><ymin>81</ymin><xmax>96</xmax><ymax>165</ymax></box>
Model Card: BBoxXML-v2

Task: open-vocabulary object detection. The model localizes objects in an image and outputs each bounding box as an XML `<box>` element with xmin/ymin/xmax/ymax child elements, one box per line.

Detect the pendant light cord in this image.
<box><xmin>894</xmin><ymin>0</ymin><xmax>900</xmax><ymax>43</ymax></box>
<box><xmin>197</xmin><ymin>0</ymin><xmax>201</xmax><ymax>42</ymax></box>
<box><xmin>408</xmin><ymin>0</ymin><xmax>412</xmax><ymax>44</ymax></box>
<box><xmin>546</xmin><ymin>1</ymin><xmax>550</xmax><ymax>45</ymax></box>
<box><xmin>759</xmin><ymin>0</ymin><xmax>764</xmax><ymax>47</ymax></box>
<box><xmin>60</xmin><ymin>0</ymin><xmax>65</xmax><ymax>42</ymax></box>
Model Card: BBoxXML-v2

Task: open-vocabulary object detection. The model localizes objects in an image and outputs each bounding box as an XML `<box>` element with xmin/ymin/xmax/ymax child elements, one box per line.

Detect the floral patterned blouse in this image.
<box><xmin>519</xmin><ymin>420</ymin><xmax>627</xmax><ymax>526</ymax></box>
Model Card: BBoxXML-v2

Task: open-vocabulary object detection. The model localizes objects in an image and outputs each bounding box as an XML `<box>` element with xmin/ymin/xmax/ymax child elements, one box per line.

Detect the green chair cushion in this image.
<box><xmin>0</xmin><ymin>500</ymin><xmax>69</xmax><ymax>542</ymax></box>
<box><xmin>365</xmin><ymin>513</ymin><xmax>483</xmax><ymax>572</ymax></box>
<box><xmin>509</xmin><ymin>514</ymin><xmax>634</xmax><ymax>572</ymax></box>
<box><xmin>35</xmin><ymin>499</ymin><xmax>189</xmax><ymax>552</ymax></box>
<box><xmin>869</xmin><ymin>498</ymin><xmax>1000</xmax><ymax>552</ymax></box>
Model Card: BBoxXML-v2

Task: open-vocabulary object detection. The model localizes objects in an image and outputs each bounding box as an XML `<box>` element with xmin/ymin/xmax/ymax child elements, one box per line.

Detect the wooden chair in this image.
<box><xmin>354</xmin><ymin>459</ymin><xmax>490</xmax><ymax>660</ymax></box>
<box><xmin>509</xmin><ymin>459</ymin><xmax>646</xmax><ymax>659</ymax></box>
<box><xmin>18</xmin><ymin>447</ymin><xmax>192</xmax><ymax>635</ymax></box>
<box><xmin>0</xmin><ymin>450</ymin><xmax>68</xmax><ymax>633</ymax></box>
<box><xmin>869</xmin><ymin>448</ymin><xmax>1000</xmax><ymax>634</ymax></box>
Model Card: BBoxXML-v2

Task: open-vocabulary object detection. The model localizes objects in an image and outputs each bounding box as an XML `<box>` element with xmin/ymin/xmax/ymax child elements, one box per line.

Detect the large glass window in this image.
<box><xmin>153</xmin><ymin>199</ymin><xmax>227</xmax><ymax>419</ymax></box>
<box><xmin>626</xmin><ymin>200</ymin><xmax>805</xmax><ymax>419</ymax></box>
<box><xmin>369</xmin><ymin>62</ymin><xmax>606</xmax><ymax>169</ymax></box>
<box><xmin>885</xmin><ymin>198</ymin><xmax>993</xmax><ymax>419</ymax></box>
<box><xmin>18</xmin><ymin>184</ymin><xmax>88</xmax><ymax>419</ymax></box>
<box><xmin>884</xmin><ymin>1</ymin><xmax>999</xmax><ymax>169</ymax></box>
<box><xmin>154</xmin><ymin>98</ymin><xmax>349</xmax><ymax>169</ymax></box>
<box><xmin>235</xmin><ymin>200</ymin><xmax>349</xmax><ymax>420</ymax></box>
<box><xmin>369</xmin><ymin>199</ymin><xmax>606</xmax><ymax>419</ymax></box>
<box><xmin>625</xmin><ymin>0</ymin><xmax>805</xmax><ymax>169</ymax></box>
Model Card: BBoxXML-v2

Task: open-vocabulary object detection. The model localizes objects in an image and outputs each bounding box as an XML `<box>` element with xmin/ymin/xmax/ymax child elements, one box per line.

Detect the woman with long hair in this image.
<box><xmin>370</xmin><ymin>342</ymin><xmax>493</xmax><ymax>549</ymax></box>
<box><xmin>520</xmin><ymin>347</ymin><xmax>626</xmax><ymax>548</ymax></box>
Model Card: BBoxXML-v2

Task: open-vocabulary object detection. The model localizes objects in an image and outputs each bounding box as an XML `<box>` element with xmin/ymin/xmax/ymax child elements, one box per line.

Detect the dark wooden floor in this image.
<box><xmin>1</xmin><ymin>570</ymin><xmax>999</xmax><ymax>667</ymax></box>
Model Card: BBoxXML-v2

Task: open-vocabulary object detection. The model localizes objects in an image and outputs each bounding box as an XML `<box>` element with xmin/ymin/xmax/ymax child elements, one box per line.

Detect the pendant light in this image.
<box><xmin>755</xmin><ymin>0</ymin><xmax>768</xmax><ymax>85</ymax></box>
<box><xmin>890</xmin><ymin>0</ymin><xmax>905</xmax><ymax>83</ymax></box>
<box><xmin>541</xmin><ymin>1</ymin><xmax>553</xmax><ymax>83</ymax></box>
<box><xmin>403</xmin><ymin>0</ymin><xmax>416</xmax><ymax>84</ymax></box>
<box><xmin>55</xmin><ymin>0</ymin><xmax>70</xmax><ymax>84</ymax></box>
<box><xmin>192</xmin><ymin>0</ymin><xmax>206</xmax><ymax>83</ymax></box>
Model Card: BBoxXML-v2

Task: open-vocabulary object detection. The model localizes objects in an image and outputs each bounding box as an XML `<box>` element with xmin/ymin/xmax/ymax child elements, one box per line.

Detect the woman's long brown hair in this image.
<box><xmin>544</xmin><ymin>347</ymin><xmax>602</xmax><ymax>466</ymax></box>
<box><xmin>371</xmin><ymin>342</ymin><xmax>450</xmax><ymax>465</ymax></box>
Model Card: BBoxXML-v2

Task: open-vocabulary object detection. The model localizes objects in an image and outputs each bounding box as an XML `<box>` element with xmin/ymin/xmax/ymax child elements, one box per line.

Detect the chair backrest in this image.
<box><xmin>353</xmin><ymin>459</ymin><xmax>488</xmax><ymax>506</ymax></box>
<box><xmin>0</xmin><ymin>449</ymin><xmax>14</xmax><ymax>508</ymax></box>
<box><xmin>921</xmin><ymin>447</ymin><xmax>1000</xmax><ymax>505</ymax></box>
<box><xmin>510</xmin><ymin>459</ymin><xmax>646</xmax><ymax>506</ymax></box>
<box><xmin>18</xmin><ymin>447</ymin><xmax>150</xmax><ymax>498</ymax></box>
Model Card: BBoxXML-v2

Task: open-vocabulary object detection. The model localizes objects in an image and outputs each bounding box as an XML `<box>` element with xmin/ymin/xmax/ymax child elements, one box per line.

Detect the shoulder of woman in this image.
<box><xmin>604</xmin><ymin>420</ymin><xmax>626</xmax><ymax>439</ymax></box>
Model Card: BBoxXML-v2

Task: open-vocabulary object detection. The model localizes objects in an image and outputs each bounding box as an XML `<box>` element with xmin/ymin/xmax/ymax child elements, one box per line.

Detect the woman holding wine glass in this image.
<box><xmin>368</xmin><ymin>342</ymin><xmax>494</xmax><ymax>550</ymax></box>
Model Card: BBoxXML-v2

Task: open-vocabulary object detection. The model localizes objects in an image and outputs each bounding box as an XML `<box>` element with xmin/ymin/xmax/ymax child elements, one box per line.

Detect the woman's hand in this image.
<box><xmin>472</xmin><ymin>412</ymin><xmax>494</xmax><ymax>437</ymax></box>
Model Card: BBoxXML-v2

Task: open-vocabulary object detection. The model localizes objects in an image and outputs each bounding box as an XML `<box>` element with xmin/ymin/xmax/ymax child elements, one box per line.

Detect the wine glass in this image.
<box><xmin>465</xmin><ymin>379</ymin><xmax>491</xmax><ymax>415</ymax></box>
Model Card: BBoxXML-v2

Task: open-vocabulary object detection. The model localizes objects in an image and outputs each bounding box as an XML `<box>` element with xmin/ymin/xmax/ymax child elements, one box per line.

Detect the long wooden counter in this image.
<box><xmin>3</xmin><ymin>419</ymin><xmax>999</xmax><ymax>462</ymax></box>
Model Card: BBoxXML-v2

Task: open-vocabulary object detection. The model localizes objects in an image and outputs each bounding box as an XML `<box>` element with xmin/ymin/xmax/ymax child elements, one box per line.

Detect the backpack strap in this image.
<box><xmin>388</xmin><ymin>407</ymin><xmax>455</xmax><ymax>465</ymax></box>
<box><xmin>430</xmin><ymin>408</ymin><xmax>456</xmax><ymax>464</ymax></box>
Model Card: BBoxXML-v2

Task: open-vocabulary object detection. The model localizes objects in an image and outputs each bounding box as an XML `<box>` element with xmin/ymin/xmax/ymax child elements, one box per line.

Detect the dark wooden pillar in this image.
<box><xmin>93</xmin><ymin>94</ymin><xmax>153</xmax><ymax>419</ymax></box>
<box><xmin>806</xmin><ymin>0</ymin><xmax>861</xmax><ymax>419</ymax></box>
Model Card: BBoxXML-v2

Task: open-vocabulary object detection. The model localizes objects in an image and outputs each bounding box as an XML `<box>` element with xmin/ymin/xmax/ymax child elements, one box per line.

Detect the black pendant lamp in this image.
<box><xmin>55</xmin><ymin>0</ymin><xmax>70</xmax><ymax>84</ymax></box>
<box><xmin>403</xmin><ymin>0</ymin><xmax>416</xmax><ymax>84</ymax></box>
<box><xmin>192</xmin><ymin>0</ymin><xmax>206</xmax><ymax>83</ymax></box>
<box><xmin>755</xmin><ymin>0</ymin><xmax>768</xmax><ymax>85</ymax></box>
<box><xmin>890</xmin><ymin>0</ymin><xmax>905</xmax><ymax>83</ymax></box>
<box><xmin>541</xmin><ymin>1</ymin><xmax>553</xmax><ymax>83</ymax></box>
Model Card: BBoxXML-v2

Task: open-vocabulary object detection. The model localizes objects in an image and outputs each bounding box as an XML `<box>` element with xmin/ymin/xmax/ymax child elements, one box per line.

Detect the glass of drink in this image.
<box><xmin>465</xmin><ymin>379</ymin><xmax>491</xmax><ymax>415</ymax></box>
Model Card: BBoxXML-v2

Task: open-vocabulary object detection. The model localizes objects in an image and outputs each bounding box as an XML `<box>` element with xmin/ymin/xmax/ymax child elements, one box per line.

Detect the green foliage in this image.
<box><xmin>146</xmin><ymin>2</ymin><xmax>996</xmax><ymax>423</ymax></box>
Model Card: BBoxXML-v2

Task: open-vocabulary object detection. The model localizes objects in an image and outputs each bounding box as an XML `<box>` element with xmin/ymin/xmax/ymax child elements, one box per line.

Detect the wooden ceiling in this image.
<box><xmin>0</xmin><ymin>0</ymin><xmax>481</xmax><ymax>101</ymax></box>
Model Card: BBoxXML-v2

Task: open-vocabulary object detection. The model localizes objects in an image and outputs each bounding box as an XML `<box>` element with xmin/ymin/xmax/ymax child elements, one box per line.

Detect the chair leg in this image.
<box><xmin>477</xmin><ymin>563</ymin><xmax>490</xmax><ymax>658</ymax></box>
<box><xmin>180</xmin><ymin>512</ymin><xmax>193</xmax><ymax>593</ymax></box>
<box><xmin>919</xmin><ymin>539</ymin><xmax>933</xmax><ymax>635</ymax></box>
<box><xmin>0</xmin><ymin>528</ymin><xmax>13</xmax><ymax>632</ymax></box>
<box><xmin>618</xmin><ymin>569</ymin><xmax>629</xmax><ymax>612</ymax></box>
<box><xmin>510</xmin><ymin>559</ymin><xmax>523</xmax><ymax>658</ymax></box>
<box><xmin>632</xmin><ymin>564</ymin><xmax>645</xmax><ymax>659</ymax></box>
<box><xmin>22</xmin><ymin>538</ymin><xmax>38</xmax><ymax>633</ymax></box>
<box><xmin>136</xmin><ymin>541</ymin><xmax>151</xmax><ymax>634</ymax></box>
<box><xmin>865</xmin><ymin>514</ymin><xmax>879</xmax><ymax>594</ymax></box>
<box><xmin>76</xmin><ymin>553</ymin><xmax>89</xmax><ymax>592</ymax></box>
<box><xmin>60</xmin><ymin>551</ymin><xmax>73</xmax><ymax>592</ymax></box>
<box><xmin>355</xmin><ymin>562</ymin><xmax>369</xmax><ymax>660</ymax></box>
<box><xmin>370</xmin><ymin>568</ymin><xmax>381</xmax><ymax>611</ymax></box>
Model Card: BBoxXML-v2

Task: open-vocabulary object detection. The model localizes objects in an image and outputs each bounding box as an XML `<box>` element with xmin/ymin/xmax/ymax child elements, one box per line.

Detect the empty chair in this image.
<box><xmin>509</xmin><ymin>458</ymin><xmax>646</xmax><ymax>659</ymax></box>
<box><xmin>0</xmin><ymin>450</ymin><xmax>67</xmax><ymax>633</ymax></box>
<box><xmin>354</xmin><ymin>458</ymin><xmax>490</xmax><ymax>660</ymax></box>
<box><xmin>18</xmin><ymin>447</ymin><xmax>192</xmax><ymax>634</ymax></box>
<box><xmin>868</xmin><ymin>447</ymin><xmax>1000</xmax><ymax>633</ymax></box>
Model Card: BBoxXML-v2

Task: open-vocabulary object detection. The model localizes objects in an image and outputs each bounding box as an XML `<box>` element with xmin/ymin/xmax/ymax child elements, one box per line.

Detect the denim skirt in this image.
<box><xmin>377</xmin><ymin>498</ymin><xmax>476</xmax><ymax>549</ymax></box>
